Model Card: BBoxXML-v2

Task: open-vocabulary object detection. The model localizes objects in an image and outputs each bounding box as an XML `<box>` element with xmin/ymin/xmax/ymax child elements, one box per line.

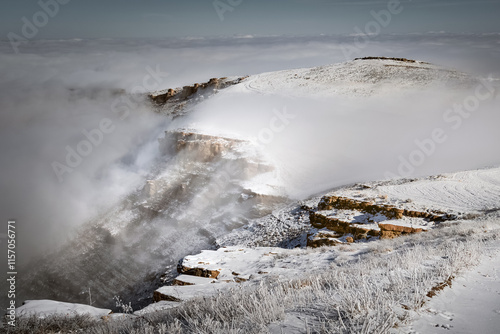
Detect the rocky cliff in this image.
<box><xmin>149</xmin><ymin>76</ymin><xmax>247</xmax><ymax>117</ymax></box>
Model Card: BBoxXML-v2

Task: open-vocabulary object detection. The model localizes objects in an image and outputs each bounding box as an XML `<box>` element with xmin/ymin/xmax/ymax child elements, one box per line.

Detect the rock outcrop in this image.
<box><xmin>154</xmin><ymin>247</ymin><xmax>287</xmax><ymax>302</ymax></box>
<box><xmin>150</xmin><ymin>77</ymin><xmax>246</xmax><ymax>105</ymax></box>
<box><xmin>354</xmin><ymin>56</ymin><xmax>419</xmax><ymax>63</ymax></box>
<box><xmin>309</xmin><ymin>211</ymin><xmax>380</xmax><ymax>239</ymax></box>
<box><xmin>154</xmin><ymin>284</ymin><xmax>232</xmax><ymax>302</ymax></box>
<box><xmin>379</xmin><ymin>223</ymin><xmax>423</xmax><ymax>239</ymax></box>
<box><xmin>177</xmin><ymin>264</ymin><xmax>221</xmax><ymax>279</ymax></box>
<box><xmin>149</xmin><ymin>76</ymin><xmax>248</xmax><ymax>117</ymax></box>
<box><xmin>158</xmin><ymin>130</ymin><xmax>244</xmax><ymax>161</ymax></box>
<box><xmin>318</xmin><ymin>195</ymin><xmax>453</xmax><ymax>222</ymax></box>
<box><xmin>138</xmin><ymin>129</ymin><xmax>283</xmax><ymax>218</ymax></box>
<box><xmin>307</xmin><ymin>193</ymin><xmax>456</xmax><ymax>247</ymax></box>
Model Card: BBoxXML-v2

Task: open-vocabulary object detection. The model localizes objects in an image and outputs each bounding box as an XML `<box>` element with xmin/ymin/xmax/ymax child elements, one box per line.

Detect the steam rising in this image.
<box><xmin>175</xmin><ymin>85</ymin><xmax>499</xmax><ymax>198</ymax></box>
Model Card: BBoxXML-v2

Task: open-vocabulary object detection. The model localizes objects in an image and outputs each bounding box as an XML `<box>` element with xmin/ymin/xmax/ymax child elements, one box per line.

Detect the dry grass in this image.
<box><xmin>4</xmin><ymin>219</ymin><xmax>499</xmax><ymax>333</ymax></box>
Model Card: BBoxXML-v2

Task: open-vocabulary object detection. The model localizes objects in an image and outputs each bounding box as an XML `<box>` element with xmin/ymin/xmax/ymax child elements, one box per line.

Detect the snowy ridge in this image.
<box><xmin>241</xmin><ymin>58</ymin><xmax>475</xmax><ymax>97</ymax></box>
<box><xmin>150</xmin><ymin>57</ymin><xmax>477</xmax><ymax>105</ymax></box>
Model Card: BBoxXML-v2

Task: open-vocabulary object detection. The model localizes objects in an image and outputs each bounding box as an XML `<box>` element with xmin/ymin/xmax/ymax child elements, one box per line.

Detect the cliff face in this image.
<box><xmin>18</xmin><ymin>127</ymin><xmax>284</xmax><ymax>310</ymax></box>
<box><xmin>139</xmin><ymin>129</ymin><xmax>283</xmax><ymax>216</ymax></box>
<box><xmin>158</xmin><ymin>131</ymin><xmax>244</xmax><ymax>162</ymax></box>
<box><xmin>149</xmin><ymin>76</ymin><xmax>248</xmax><ymax>117</ymax></box>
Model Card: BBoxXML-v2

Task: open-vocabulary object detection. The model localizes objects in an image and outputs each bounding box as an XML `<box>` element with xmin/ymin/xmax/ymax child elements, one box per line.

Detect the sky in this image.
<box><xmin>1</xmin><ymin>0</ymin><xmax>500</xmax><ymax>41</ymax></box>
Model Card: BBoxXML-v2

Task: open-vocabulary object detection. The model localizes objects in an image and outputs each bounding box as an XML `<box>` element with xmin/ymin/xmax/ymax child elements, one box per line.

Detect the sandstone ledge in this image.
<box><xmin>318</xmin><ymin>195</ymin><xmax>453</xmax><ymax>222</ymax></box>
<box><xmin>149</xmin><ymin>76</ymin><xmax>248</xmax><ymax>106</ymax></box>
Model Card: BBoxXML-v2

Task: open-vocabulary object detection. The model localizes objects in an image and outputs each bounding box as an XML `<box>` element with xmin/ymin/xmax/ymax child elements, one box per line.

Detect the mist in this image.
<box><xmin>0</xmin><ymin>33</ymin><xmax>499</xmax><ymax>308</ymax></box>
<box><xmin>173</xmin><ymin>83</ymin><xmax>499</xmax><ymax>199</ymax></box>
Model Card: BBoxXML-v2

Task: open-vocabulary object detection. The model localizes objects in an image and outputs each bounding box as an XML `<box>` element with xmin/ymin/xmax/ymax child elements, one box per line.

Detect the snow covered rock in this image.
<box><xmin>16</xmin><ymin>299</ymin><xmax>111</xmax><ymax>319</ymax></box>
<box><xmin>306</xmin><ymin>166</ymin><xmax>500</xmax><ymax>246</ymax></box>
<box><xmin>154</xmin><ymin>283</ymin><xmax>234</xmax><ymax>302</ymax></box>
<box><xmin>159</xmin><ymin>130</ymin><xmax>245</xmax><ymax>161</ymax></box>
<box><xmin>378</xmin><ymin>223</ymin><xmax>423</xmax><ymax>239</ymax></box>
<box><xmin>154</xmin><ymin>246</ymin><xmax>343</xmax><ymax>304</ymax></box>
<box><xmin>133</xmin><ymin>300</ymin><xmax>180</xmax><ymax>316</ymax></box>
<box><xmin>150</xmin><ymin>76</ymin><xmax>248</xmax><ymax>117</ymax></box>
<box><xmin>173</xmin><ymin>274</ymin><xmax>217</xmax><ymax>286</ymax></box>
<box><xmin>177</xmin><ymin>247</ymin><xmax>285</xmax><ymax>282</ymax></box>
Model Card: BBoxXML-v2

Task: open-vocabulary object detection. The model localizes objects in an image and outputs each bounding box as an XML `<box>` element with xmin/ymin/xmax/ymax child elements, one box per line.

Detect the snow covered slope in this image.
<box><xmin>151</xmin><ymin>57</ymin><xmax>477</xmax><ymax>101</ymax></box>
<box><xmin>145</xmin><ymin>166</ymin><xmax>500</xmax><ymax>311</ymax></box>
<box><xmin>13</xmin><ymin>166</ymin><xmax>500</xmax><ymax>332</ymax></box>
<box><xmin>401</xmin><ymin>249</ymin><xmax>500</xmax><ymax>334</ymax></box>
<box><xmin>322</xmin><ymin>166</ymin><xmax>500</xmax><ymax>219</ymax></box>
<box><xmin>217</xmin><ymin>166</ymin><xmax>500</xmax><ymax>250</ymax></box>
<box><xmin>242</xmin><ymin>57</ymin><xmax>475</xmax><ymax>97</ymax></box>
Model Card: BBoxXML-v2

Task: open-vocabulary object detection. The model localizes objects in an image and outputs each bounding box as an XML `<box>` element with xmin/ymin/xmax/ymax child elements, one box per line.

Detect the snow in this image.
<box><xmin>319</xmin><ymin>166</ymin><xmax>500</xmax><ymax>221</ymax></box>
<box><xmin>239</xmin><ymin>171</ymin><xmax>285</xmax><ymax>197</ymax></box>
<box><xmin>379</xmin><ymin>167</ymin><xmax>500</xmax><ymax>214</ymax></box>
<box><xmin>173</xmin><ymin>274</ymin><xmax>217</xmax><ymax>285</ymax></box>
<box><xmin>146</xmin><ymin>165</ymin><xmax>500</xmax><ymax>329</ymax></box>
<box><xmin>400</xmin><ymin>249</ymin><xmax>500</xmax><ymax>334</ymax></box>
<box><xmin>16</xmin><ymin>300</ymin><xmax>111</xmax><ymax>319</ymax></box>
<box><xmin>268</xmin><ymin>313</ymin><xmax>312</xmax><ymax>334</ymax></box>
<box><xmin>241</xmin><ymin>59</ymin><xmax>475</xmax><ymax>98</ymax></box>
<box><xmin>133</xmin><ymin>301</ymin><xmax>180</xmax><ymax>316</ymax></box>
<box><xmin>177</xmin><ymin>246</ymin><xmax>358</xmax><ymax>285</ymax></box>
<box><xmin>216</xmin><ymin>203</ymin><xmax>310</xmax><ymax>248</ymax></box>
<box><xmin>155</xmin><ymin>282</ymin><xmax>235</xmax><ymax>301</ymax></box>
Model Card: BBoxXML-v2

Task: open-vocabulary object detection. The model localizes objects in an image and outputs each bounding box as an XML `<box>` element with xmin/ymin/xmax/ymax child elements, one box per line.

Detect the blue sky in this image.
<box><xmin>1</xmin><ymin>0</ymin><xmax>500</xmax><ymax>40</ymax></box>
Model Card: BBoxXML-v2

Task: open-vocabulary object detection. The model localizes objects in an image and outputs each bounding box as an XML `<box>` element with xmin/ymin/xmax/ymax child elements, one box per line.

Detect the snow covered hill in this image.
<box><xmin>242</xmin><ymin>57</ymin><xmax>475</xmax><ymax>97</ymax></box>
<box><xmin>151</xmin><ymin>57</ymin><xmax>477</xmax><ymax>106</ymax></box>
